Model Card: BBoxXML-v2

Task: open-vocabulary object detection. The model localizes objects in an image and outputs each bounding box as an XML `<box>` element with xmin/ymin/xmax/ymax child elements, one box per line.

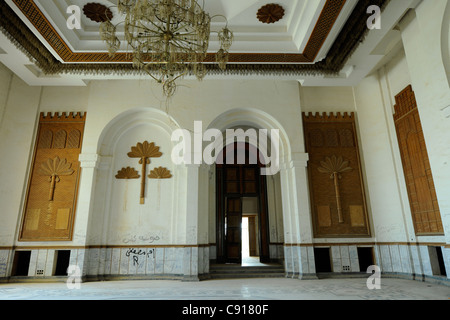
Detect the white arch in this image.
<box><xmin>97</xmin><ymin>107</ymin><xmax>181</xmax><ymax>156</ymax></box>
<box><xmin>205</xmin><ymin>107</ymin><xmax>292</xmax><ymax>163</ymax></box>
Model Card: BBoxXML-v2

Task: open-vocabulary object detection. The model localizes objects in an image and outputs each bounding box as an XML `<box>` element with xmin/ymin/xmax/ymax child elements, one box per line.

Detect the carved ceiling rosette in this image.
<box><xmin>257</xmin><ymin>4</ymin><xmax>285</xmax><ymax>24</ymax></box>
<box><xmin>83</xmin><ymin>3</ymin><xmax>113</xmax><ymax>23</ymax></box>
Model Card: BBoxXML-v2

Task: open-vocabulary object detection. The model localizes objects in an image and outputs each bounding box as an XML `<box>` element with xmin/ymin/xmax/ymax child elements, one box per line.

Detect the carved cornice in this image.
<box><xmin>302</xmin><ymin>112</ymin><xmax>355</xmax><ymax>122</ymax></box>
<box><xmin>40</xmin><ymin>112</ymin><xmax>86</xmax><ymax>122</ymax></box>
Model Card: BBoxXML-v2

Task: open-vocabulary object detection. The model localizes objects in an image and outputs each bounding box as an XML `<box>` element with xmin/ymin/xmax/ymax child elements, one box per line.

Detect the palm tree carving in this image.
<box><xmin>39</xmin><ymin>157</ymin><xmax>74</xmax><ymax>201</ymax></box>
<box><xmin>148</xmin><ymin>166</ymin><xmax>172</xmax><ymax>179</ymax></box>
<box><xmin>127</xmin><ymin>141</ymin><xmax>162</xmax><ymax>204</ymax></box>
<box><xmin>318</xmin><ymin>155</ymin><xmax>352</xmax><ymax>223</ymax></box>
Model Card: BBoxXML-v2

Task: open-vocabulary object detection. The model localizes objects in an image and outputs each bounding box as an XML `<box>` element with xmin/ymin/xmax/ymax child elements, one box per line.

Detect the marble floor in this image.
<box><xmin>0</xmin><ymin>277</ymin><xmax>448</xmax><ymax>300</ymax></box>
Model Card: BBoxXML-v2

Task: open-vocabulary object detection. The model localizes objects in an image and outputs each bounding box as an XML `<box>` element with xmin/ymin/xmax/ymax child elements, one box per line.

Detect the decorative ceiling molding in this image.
<box><xmin>9</xmin><ymin>0</ymin><xmax>345</xmax><ymax>63</ymax></box>
<box><xmin>0</xmin><ymin>0</ymin><xmax>390</xmax><ymax>77</ymax></box>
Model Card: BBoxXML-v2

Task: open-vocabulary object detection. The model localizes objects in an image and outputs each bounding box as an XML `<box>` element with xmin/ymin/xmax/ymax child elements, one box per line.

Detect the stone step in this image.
<box><xmin>209</xmin><ymin>264</ymin><xmax>285</xmax><ymax>279</ymax></box>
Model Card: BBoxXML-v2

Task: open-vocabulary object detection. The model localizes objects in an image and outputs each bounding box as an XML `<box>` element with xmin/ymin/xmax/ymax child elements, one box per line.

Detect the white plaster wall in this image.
<box><xmin>0</xmin><ymin>63</ymin><xmax>13</xmax><ymax>127</ymax></box>
<box><xmin>383</xmin><ymin>47</ymin><xmax>412</xmax><ymax>105</ymax></box>
<box><xmin>353</xmin><ymin>73</ymin><xmax>410</xmax><ymax>242</ymax></box>
<box><xmin>0</xmin><ymin>73</ymin><xmax>41</xmax><ymax>246</ymax></box>
<box><xmin>78</xmin><ymin>79</ymin><xmax>303</xmax><ymax>155</ymax></box>
<box><xmin>299</xmin><ymin>86</ymin><xmax>356</xmax><ymax>113</ymax></box>
<box><xmin>39</xmin><ymin>86</ymin><xmax>90</xmax><ymax>113</ymax></box>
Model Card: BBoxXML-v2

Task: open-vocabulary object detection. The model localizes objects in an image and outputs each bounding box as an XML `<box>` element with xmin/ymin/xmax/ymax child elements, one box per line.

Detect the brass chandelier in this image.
<box><xmin>99</xmin><ymin>0</ymin><xmax>234</xmax><ymax>97</ymax></box>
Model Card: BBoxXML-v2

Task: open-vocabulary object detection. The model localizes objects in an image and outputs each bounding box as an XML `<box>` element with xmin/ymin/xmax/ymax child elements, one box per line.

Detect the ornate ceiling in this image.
<box><xmin>0</xmin><ymin>0</ymin><xmax>420</xmax><ymax>86</ymax></box>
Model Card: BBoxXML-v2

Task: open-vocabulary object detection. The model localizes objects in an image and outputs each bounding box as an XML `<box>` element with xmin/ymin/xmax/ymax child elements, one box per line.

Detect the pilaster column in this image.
<box><xmin>71</xmin><ymin>153</ymin><xmax>101</xmax><ymax>278</ymax></box>
<box><xmin>183</xmin><ymin>163</ymin><xmax>210</xmax><ymax>280</ymax></box>
<box><xmin>280</xmin><ymin>153</ymin><xmax>316</xmax><ymax>279</ymax></box>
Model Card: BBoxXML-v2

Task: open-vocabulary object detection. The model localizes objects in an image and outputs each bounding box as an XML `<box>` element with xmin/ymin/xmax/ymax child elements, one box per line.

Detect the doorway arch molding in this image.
<box><xmin>204</xmin><ymin>108</ymin><xmax>292</xmax><ymax>165</ymax></box>
<box><xmin>205</xmin><ymin>108</ymin><xmax>297</xmax><ymax>265</ymax></box>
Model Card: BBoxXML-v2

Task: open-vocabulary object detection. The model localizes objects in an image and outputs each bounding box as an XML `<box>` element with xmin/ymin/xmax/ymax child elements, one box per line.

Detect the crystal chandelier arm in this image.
<box><xmin>133</xmin><ymin>21</ymin><xmax>166</xmax><ymax>36</ymax></box>
<box><xmin>142</xmin><ymin>19</ymin><xmax>168</xmax><ymax>34</ymax></box>
<box><xmin>210</xmin><ymin>14</ymin><xmax>229</xmax><ymax>25</ymax></box>
<box><xmin>170</xmin><ymin>71</ymin><xmax>188</xmax><ymax>82</ymax></box>
<box><xmin>170</xmin><ymin>39</ymin><xmax>205</xmax><ymax>51</ymax></box>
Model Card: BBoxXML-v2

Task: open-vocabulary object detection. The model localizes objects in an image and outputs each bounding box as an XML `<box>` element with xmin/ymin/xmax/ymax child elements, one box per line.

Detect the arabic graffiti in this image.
<box><xmin>122</xmin><ymin>234</ymin><xmax>161</xmax><ymax>244</ymax></box>
<box><xmin>125</xmin><ymin>248</ymin><xmax>155</xmax><ymax>266</ymax></box>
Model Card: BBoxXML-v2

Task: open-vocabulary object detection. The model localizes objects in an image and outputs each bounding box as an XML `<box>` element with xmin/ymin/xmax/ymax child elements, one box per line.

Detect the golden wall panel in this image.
<box><xmin>317</xmin><ymin>205</ymin><xmax>332</xmax><ymax>227</ymax></box>
<box><xmin>24</xmin><ymin>209</ymin><xmax>40</xmax><ymax>231</ymax></box>
<box><xmin>303</xmin><ymin>112</ymin><xmax>370</xmax><ymax>238</ymax></box>
<box><xmin>19</xmin><ymin>112</ymin><xmax>86</xmax><ymax>241</ymax></box>
<box><xmin>349</xmin><ymin>205</ymin><xmax>365</xmax><ymax>227</ymax></box>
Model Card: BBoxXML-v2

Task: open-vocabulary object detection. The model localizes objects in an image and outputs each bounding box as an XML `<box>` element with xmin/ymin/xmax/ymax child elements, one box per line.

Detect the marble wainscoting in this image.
<box><xmin>0</xmin><ymin>249</ymin><xmax>11</xmax><ymax>280</ymax></box>
<box><xmin>0</xmin><ymin>245</ymin><xmax>210</xmax><ymax>282</ymax></box>
<box><xmin>0</xmin><ymin>247</ymin><xmax>77</xmax><ymax>281</ymax></box>
<box><xmin>2</xmin><ymin>244</ymin><xmax>448</xmax><ymax>285</ymax></box>
<box><xmin>285</xmin><ymin>242</ymin><xmax>450</xmax><ymax>286</ymax></box>
<box><xmin>269</xmin><ymin>243</ymin><xmax>285</xmax><ymax>263</ymax></box>
<box><xmin>83</xmin><ymin>245</ymin><xmax>210</xmax><ymax>281</ymax></box>
<box><xmin>283</xmin><ymin>244</ymin><xmax>317</xmax><ymax>279</ymax></box>
<box><xmin>373</xmin><ymin>243</ymin><xmax>450</xmax><ymax>284</ymax></box>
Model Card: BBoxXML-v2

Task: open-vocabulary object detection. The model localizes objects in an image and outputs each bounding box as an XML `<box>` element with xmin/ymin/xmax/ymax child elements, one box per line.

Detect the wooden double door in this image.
<box><xmin>216</xmin><ymin>143</ymin><xmax>270</xmax><ymax>264</ymax></box>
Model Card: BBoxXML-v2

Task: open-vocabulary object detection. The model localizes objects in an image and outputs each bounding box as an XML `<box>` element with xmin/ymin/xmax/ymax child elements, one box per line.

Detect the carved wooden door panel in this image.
<box><xmin>226</xmin><ymin>197</ymin><xmax>242</xmax><ymax>263</ymax></box>
<box><xmin>394</xmin><ymin>85</ymin><xmax>443</xmax><ymax>235</ymax></box>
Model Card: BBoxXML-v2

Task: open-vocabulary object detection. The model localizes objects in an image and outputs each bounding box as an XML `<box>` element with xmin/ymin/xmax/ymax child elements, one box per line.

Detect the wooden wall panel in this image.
<box><xmin>393</xmin><ymin>85</ymin><xmax>443</xmax><ymax>235</ymax></box>
<box><xmin>303</xmin><ymin>112</ymin><xmax>370</xmax><ymax>238</ymax></box>
<box><xmin>19</xmin><ymin>112</ymin><xmax>86</xmax><ymax>241</ymax></box>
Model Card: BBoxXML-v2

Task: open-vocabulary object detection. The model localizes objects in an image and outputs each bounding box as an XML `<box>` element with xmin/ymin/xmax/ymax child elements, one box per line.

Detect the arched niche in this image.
<box><xmin>88</xmin><ymin>107</ymin><xmax>183</xmax><ymax>246</ymax></box>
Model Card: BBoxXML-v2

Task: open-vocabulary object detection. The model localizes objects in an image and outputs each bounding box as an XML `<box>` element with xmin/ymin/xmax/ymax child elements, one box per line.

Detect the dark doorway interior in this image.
<box><xmin>12</xmin><ymin>250</ymin><xmax>31</xmax><ymax>276</ymax></box>
<box><xmin>314</xmin><ymin>248</ymin><xmax>332</xmax><ymax>273</ymax></box>
<box><xmin>357</xmin><ymin>247</ymin><xmax>374</xmax><ymax>272</ymax></box>
<box><xmin>435</xmin><ymin>246</ymin><xmax>447</xmax><ymax>276</ymax></box>
<box><xmin>54</xmin><ymin>250</ymin><xmax>71</xmax><ymax>276</ymax></box>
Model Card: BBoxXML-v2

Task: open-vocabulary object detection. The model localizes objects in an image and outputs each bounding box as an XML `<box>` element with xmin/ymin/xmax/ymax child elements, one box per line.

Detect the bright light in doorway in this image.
<box><xmin>242</xmin><ymin>217</ymin><xmax>249</xmax><ymax>259</ymax></box>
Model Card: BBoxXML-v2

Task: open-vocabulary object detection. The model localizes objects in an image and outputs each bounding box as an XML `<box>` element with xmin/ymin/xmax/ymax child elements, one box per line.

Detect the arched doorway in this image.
<box><xmin>215</xmin><ymin>142</ymin><xmax>270</xmax><ymax>264</ymax></box>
